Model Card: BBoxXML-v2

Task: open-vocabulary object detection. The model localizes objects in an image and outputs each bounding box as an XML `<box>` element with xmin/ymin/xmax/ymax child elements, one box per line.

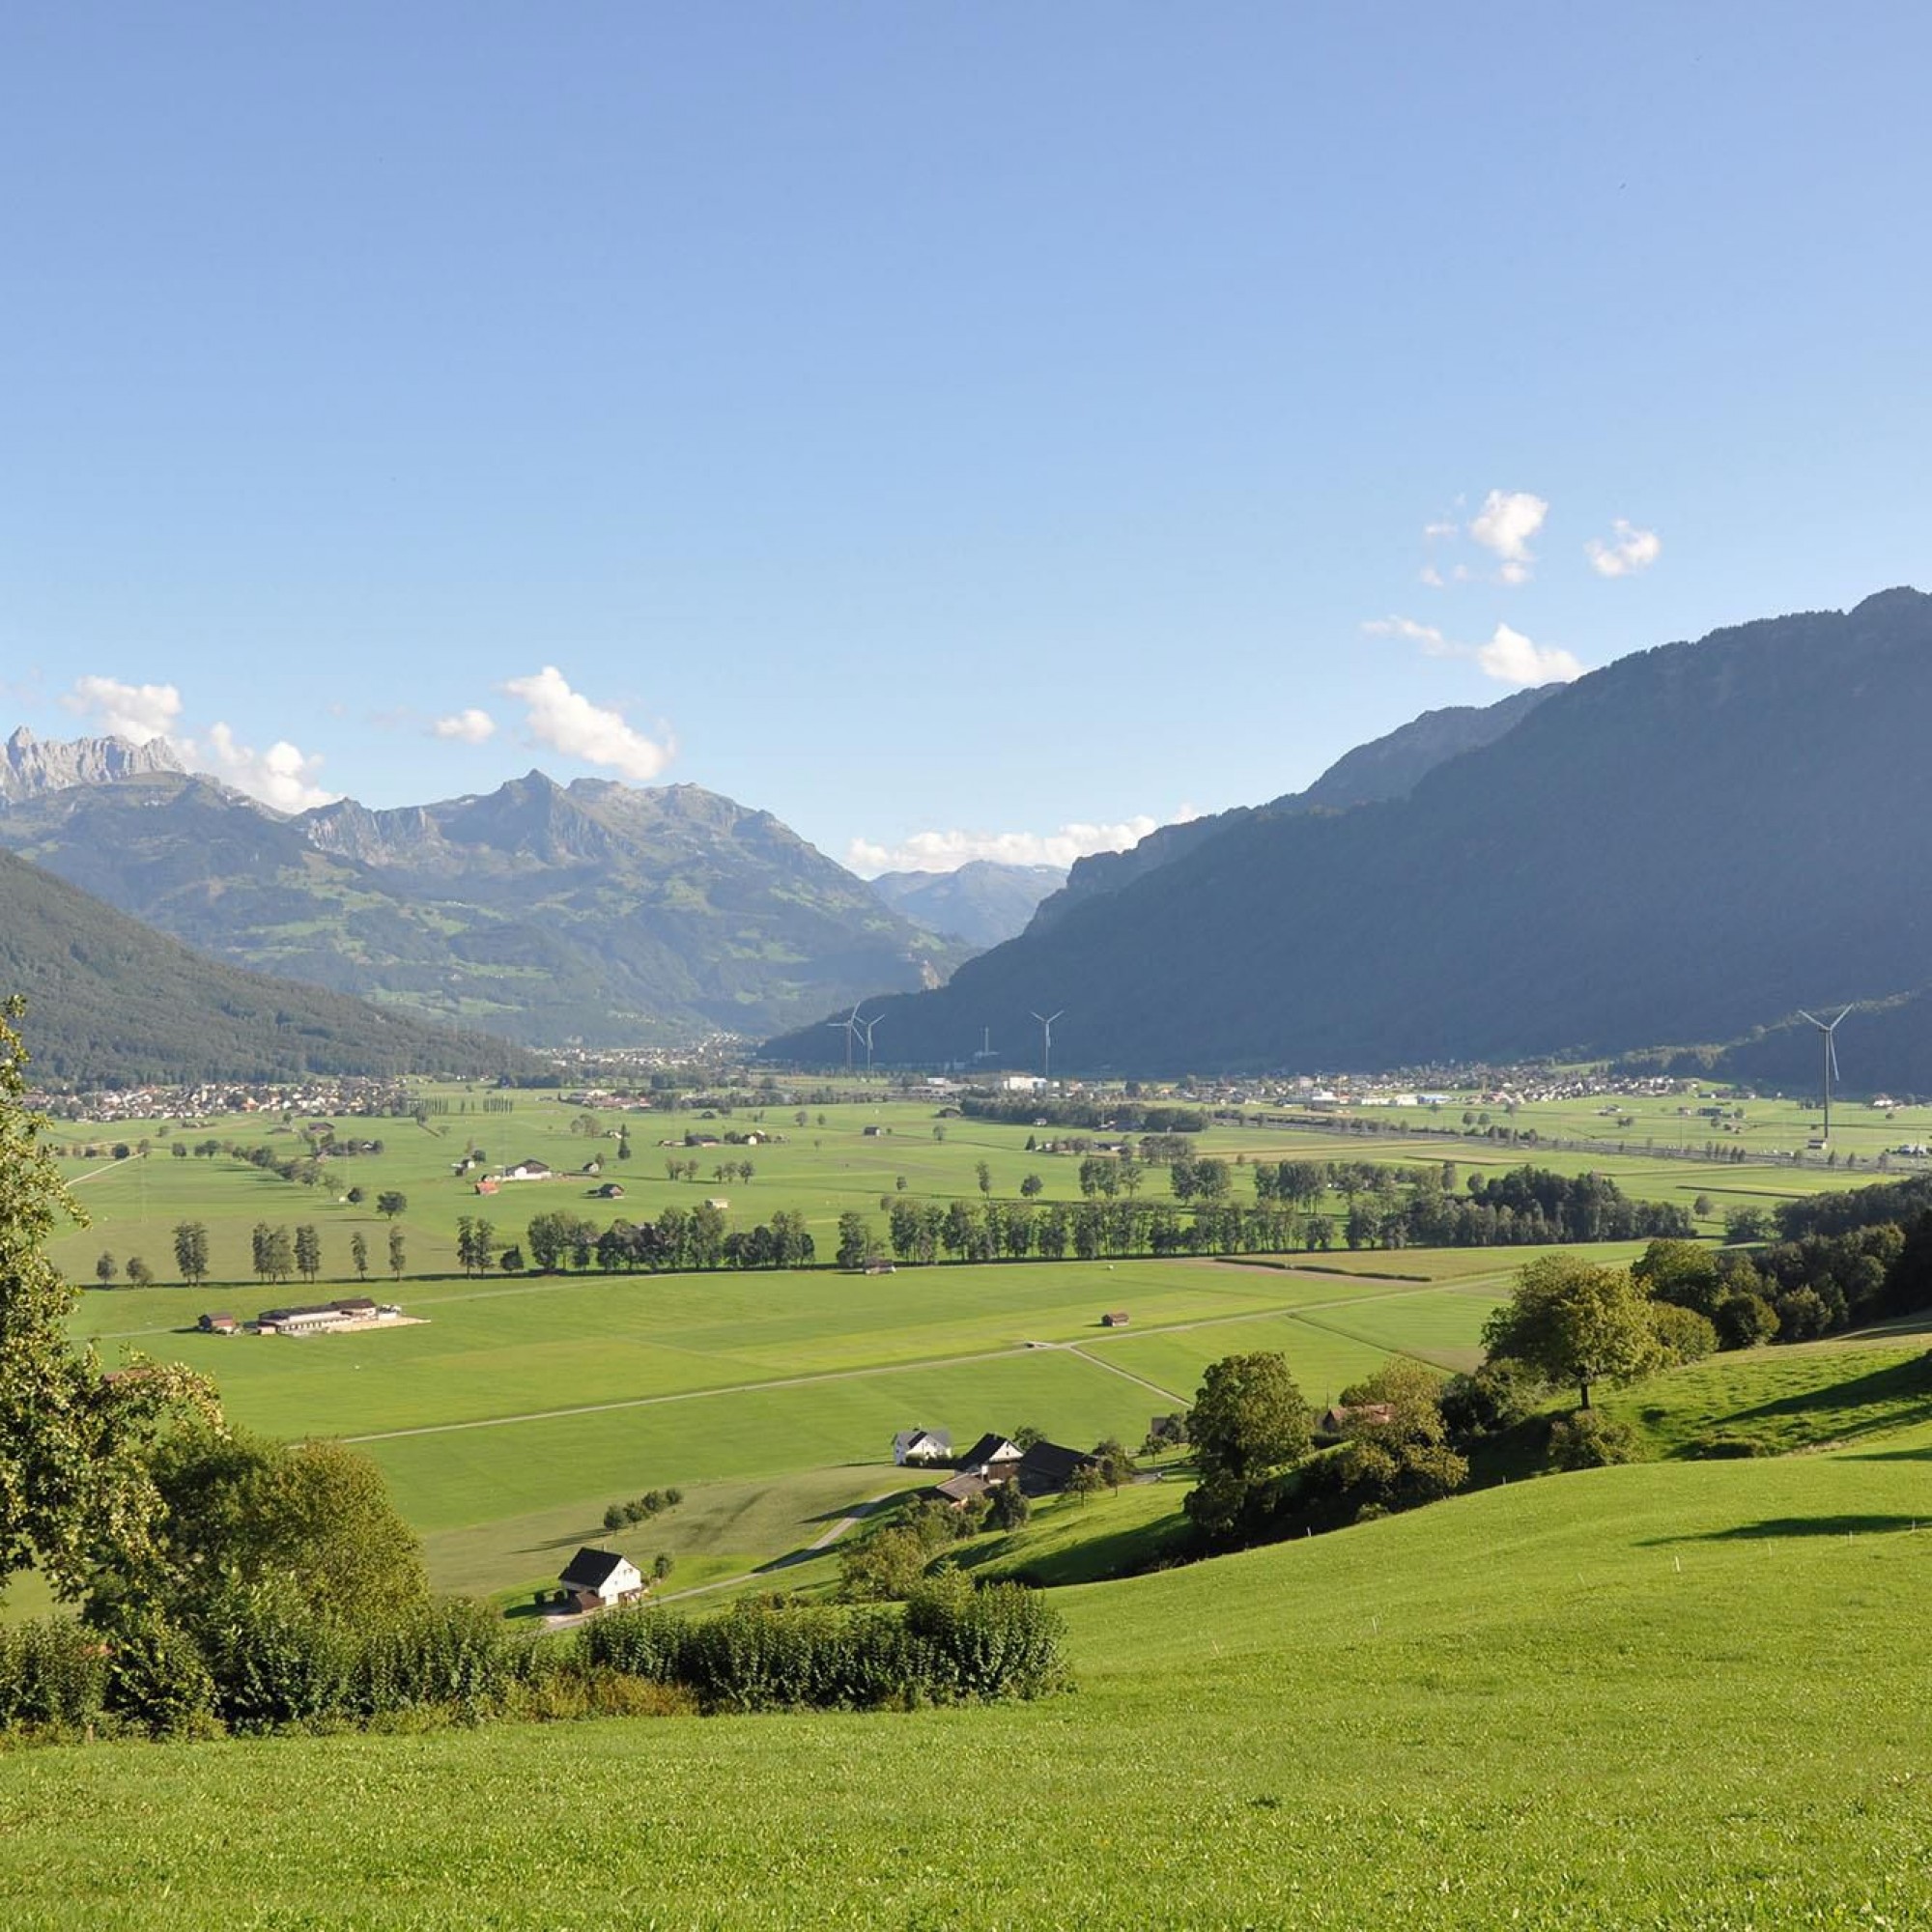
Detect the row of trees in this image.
<box><xmin>523</xmin><ymin>1206</ymin><xmax>814</xmax><ymax>1273</ymax></box>
<box><xmin>162</xmin><ymin>1219</ymin><xmax>401</xmax><ymax>1289</ymax></box>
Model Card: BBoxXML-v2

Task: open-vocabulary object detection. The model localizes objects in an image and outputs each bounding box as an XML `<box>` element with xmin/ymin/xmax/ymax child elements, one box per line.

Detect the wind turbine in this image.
<box><xmin>853</xmin><ymin>1010</ymin><xmax>883</xmax><ymax>1077</ymax></box>
<box><xmin>827</xmin><ymin>1005</ymin><xmax>860</xmax><ymax>1073</ymax></box>
<box><xmin>1031</xmin><ymin>1009</ymin><xmax>1065</xmax><ymax>1084</ymax></box>
<box><xmin>1797</xmin><ymin>1005</ymin><xmax>1853</xmax><ymax>1146</ymax></box>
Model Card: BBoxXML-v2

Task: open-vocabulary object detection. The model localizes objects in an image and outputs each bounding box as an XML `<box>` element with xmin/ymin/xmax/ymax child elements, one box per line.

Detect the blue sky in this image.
<box><xmin>4</xmin><ymin>5</ymin><xmax>1929</xmax><ymax>872</ymax></box>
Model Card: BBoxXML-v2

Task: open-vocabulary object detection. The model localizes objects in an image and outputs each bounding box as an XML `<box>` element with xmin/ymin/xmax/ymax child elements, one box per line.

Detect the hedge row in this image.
<box><xmin>0</xmin><ymin>1576</ymin><xmax>1067</xmax><ymax>1745</ymax></box>
<box><xmin>582</xmin><ymin>1577</ymin><xmax>1068</xmax><ymax>1711</ymax></box>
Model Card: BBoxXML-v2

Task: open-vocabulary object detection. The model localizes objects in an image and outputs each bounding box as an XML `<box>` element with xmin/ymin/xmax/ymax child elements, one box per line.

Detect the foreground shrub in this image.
<box><xmin>198</xmin><ymin>1577</ymin><xmax>354</xmax><ymax>1734</ymax></box>
<box><xmin>1649</xmin><ymin>1301</ymin><xmax>1719</xmax><ymax>1367</ymax></box>
<box><xmin>97</xmin><ymin>1603</ymin><xmax>218</xmax><ymax>1738</ymax></box>
<box><xmin>353</xmin><ymin>1599</ymin><xmax>516</xmax><ymax>1719</ymax></box>
<box><xmin>1690</xmin><ymin>1433</ymin><xmax>1771</xmax><ymax>1460</ymax></box>
<box><xmin>0</xmin><ymin>1619</ymin><xmax>109</xmax><ymax>1735</ymax></box>
<box><xmin>581</xmin><ymin>1604</ymin><xmax>690</xmax><ymax>1683</ymax></box>
<box><xmin>904</xmin><ymin>1576</ymin><xmax>1069</xmax><ymax>1702</ymax></box>
<box><xmin>1438</xmin><ymin>1359</ymin><xmax>1548</xmax><ymax>1439</ymax></box>
<box><xmin>578</xmin><ymin>1579</ymin><xmax>1068</xmax><ymax>1712</ymax></box>
<box><xmin>1547</xmin><ymin>1410</ymin><xmax>1641</xmax><ymax>1471</ymax></box>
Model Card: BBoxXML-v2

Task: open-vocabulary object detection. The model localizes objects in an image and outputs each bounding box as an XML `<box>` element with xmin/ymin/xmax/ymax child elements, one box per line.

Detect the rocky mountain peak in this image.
<box><xmin>0</xmin><ymin>726</ymin><xmax>184</xmax><ymax>804</ymax></box>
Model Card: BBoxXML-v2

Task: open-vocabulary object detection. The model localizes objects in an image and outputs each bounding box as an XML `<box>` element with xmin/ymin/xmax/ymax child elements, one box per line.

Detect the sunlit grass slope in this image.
<box><xmin>8</xmin><ymin>1429</ymin><xmax>1932</xmax><ymax>1927</ymax></box>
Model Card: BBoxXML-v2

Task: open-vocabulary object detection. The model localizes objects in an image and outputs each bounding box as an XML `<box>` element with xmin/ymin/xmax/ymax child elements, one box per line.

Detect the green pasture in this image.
<box><xmin>1240</xmin><ymin>1082</ymin><xmax>1932</xmax><ymax>1179</ymax></box>
<box><xmin>11</xmin><ymin>1413</ymin><xmax>1932</xmax><ymax>1925</ymax></box>
<box><xmin>422</xmin><ymin>1463</ymin><xmax>918</xmax><ymax>1605</ymax></box>
<box><xmin>59</xmin><ymin>1241</ymin><xmax>1511</xmax><ymax>1598</ymax></box>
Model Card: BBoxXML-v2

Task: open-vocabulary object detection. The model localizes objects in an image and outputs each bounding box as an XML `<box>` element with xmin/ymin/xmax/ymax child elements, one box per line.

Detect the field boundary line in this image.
<box><xmin>338</xmin><ymin>1347</ymin><xmax>1029</xmax><ymax>1443</ymax></box>
<box><xmin>1061</xmin><ymin>1346</ymin><xmax>1188</xmax><ymax>1404</ymax></box>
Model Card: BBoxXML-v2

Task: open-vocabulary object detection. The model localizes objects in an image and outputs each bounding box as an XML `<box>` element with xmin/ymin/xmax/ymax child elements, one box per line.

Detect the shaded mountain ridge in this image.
<box><xmin>1029</xmin><ymin>684</ymin><xmax>1552</xmax><ymax>932</ymax></box>
<box><xmin>0</xmin><ymin>846</ymin><xmax>534</xmax><ymax>1087</ymax></box>
<box><xmin>765</xmin><ymin>590</ymin><xmax>1932</xmax><ymax>1079</ymax></box>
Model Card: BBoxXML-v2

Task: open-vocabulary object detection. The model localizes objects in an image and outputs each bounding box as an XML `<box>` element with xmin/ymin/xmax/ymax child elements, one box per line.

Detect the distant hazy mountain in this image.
<box><xmin>764</xmin><ymin>590</ymin><xmax>1932</xmax><ymax>1078</ymax></box>
<box><xmin>0</xmin><ymin>726</ymin><xmax>183</xmax><ymax>802</ymax></box>
<box><xmin>869</xmin><ymin>861</ymin><xmax>1067</xmax><ymax>949</ymax></box>
<box><xmin>0</xmin><ymin>756</ymin><xmax>962</xmax><ymax>1047</ymax></box>
<box><xmin>0</xmin><ymin>846</ymin><xmax>535</xmax><ymax>1087</ymax></box>
<box><xmin>1029</xmin><ymin>685</ymin><xmax>1551</xmax><ymax>932</ymax></box>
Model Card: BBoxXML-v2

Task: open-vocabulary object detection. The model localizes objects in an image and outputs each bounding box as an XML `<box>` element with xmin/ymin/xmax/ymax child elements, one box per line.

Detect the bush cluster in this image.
<box><xmin>602</xmin><ymin>1487</ymin><xmax>684</xmax><ymax>1531</ymax></box>
<box><xmin>583</xmin><ymin>1576</ymin><xmax>1068</xmax><ymax>1712</ymax></box>
<box><xmin>0</xmin><ymin>1578</ymin><xmax>1067</xmax><ymax>1746</ymax></box>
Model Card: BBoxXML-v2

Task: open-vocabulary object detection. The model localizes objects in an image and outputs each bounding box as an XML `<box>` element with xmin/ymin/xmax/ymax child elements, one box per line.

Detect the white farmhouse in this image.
<box><xmin>893</xmin><ymin>1428</ymin><xmax>952</xmax><ymax>1466</ymax></box>
<box><xmin>557</xmin><ymin>1547</ymin><xmax>645</xmax><ymax>1611</ymax></box>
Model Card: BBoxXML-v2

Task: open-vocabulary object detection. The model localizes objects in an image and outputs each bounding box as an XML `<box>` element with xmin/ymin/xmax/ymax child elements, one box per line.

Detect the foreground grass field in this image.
<box><xmin>7</xmin><ymin>1423</ymin><xmax>1932</xmax><ymax>1927</ymax></box>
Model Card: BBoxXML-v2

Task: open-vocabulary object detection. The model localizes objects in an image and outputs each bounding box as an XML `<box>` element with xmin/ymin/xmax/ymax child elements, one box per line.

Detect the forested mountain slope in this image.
<box><xmin>0</xmin><ymin>848</ymin><xmax>535</xmax><ymax>1086</ymax></box>
<box><xmin>767</xmin><ymin>590</ymin><xmax>1932</xmax><ymax>1073</ymax></box>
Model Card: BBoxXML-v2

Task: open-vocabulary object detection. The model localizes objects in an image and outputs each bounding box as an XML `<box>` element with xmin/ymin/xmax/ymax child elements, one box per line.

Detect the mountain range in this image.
<box><xmin>765</xmin><ymin>589</ymin><xmax>1932</xmax><ymax>1082</ymax></box>
<box><xmin>0</xmin><ymin>761</ymin><xmax>966</xmax><ymax>1047</ymax></box>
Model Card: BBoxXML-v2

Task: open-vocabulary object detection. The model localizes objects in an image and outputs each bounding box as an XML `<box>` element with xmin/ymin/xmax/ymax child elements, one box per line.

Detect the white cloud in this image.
<box><xmin>1419</xmin><ymin>564</ymin><xmax>1446</xmax><ymax>587</ymax></box>
<box><xmin>1362</xmin><ymin>615</ymin><xmax>1454</xmax><ymax>656</ymax></box>
<box><xmin>62</xmin><ymin>675</ymin><xmax>184</xmax><ymax>745</ymax></box>
<box><xmin>846</xmin><ymin>814</ymin><xmax>1179</xmax><ymax>878</ymax></box>
<box><xmin>499</xmin><ymin>667</ymin><xmax>673</xmax><ymax>782</ymax></box>
<box><xmin>431</xmin><ymin>707</ymin><xmax>497</xmax><ymax>745</ymax></box>
<box><xmin>1421</xmin><ymin>519</ymin><xmax>1459</xmax><ymax>542</ymax></box>
<box><xmin>1366</xmin><ymin>614</ymin><xmax>1583</xmax><ymax>687</ymax></box>
<box><xmin>1467</xmin><ymin>489</ymin><xmax>1548</xmax><ymax>582</ymax></box>
<box><xmin>1476</xmin><ymin>623</ymin><xmax>1583</xmax><ymax>686</ymax></box>
<box><xmin>1585</xmin><ymin>519</ymin><xmax>1662</xmax><ymax>578</ymax></box>
<box><xmin>190</xmin><ymin>723</ymin><xmax>339</xmax><ymax>812</ymax></box>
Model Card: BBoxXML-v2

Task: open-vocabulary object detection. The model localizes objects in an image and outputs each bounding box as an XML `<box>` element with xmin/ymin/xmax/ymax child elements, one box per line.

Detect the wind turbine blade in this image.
<box><xmin>1828</xmin><ymin>1033</ymin><xmax>1840</xmax><ymax>1085</ymax></box>
<box><xmin>1833</xmin><ymin>1006</ymin><xmax>1854</xmax><ymax>1028</ymax></box>
<box><xmin>1797</xmin><ymin>1010</ymin><xmax>1823</xmax><ymax>1030</ymax></box>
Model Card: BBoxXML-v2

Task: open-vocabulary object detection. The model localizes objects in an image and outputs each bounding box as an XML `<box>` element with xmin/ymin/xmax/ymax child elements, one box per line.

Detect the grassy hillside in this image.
<box><xmin>6</xmin><ymin>1428</ymin><xmax>1932</xmax><ymax>1925</ymax></box>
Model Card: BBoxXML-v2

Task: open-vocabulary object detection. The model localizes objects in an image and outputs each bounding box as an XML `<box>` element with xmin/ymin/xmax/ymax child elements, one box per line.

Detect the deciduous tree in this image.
<box><xmin>0</xmin><ymin>997</ymin><xmax>218</xmax><ymax>1603</ymax></box>
<box><xmin>1184</xmin><ymin>1350</ymin><xmax>1312</xmax><ymax>1540</ymax></box>
<box><xmin>1482</xmin><ymin>1254</ymin><xmax>1663</xmax><ymax>1410</ymax></box>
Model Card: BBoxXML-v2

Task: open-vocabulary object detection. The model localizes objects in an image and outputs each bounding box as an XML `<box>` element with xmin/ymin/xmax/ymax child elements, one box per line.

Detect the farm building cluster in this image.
<box><xmin>893</xmin><ymin>1427</ymin><xmax>1103</xmax><ymax>1507</ymax></box>
<box><xmin>198</xmin><ymin>1297</ymin><xmax>410</xmax><ymax>1337</ymax></box>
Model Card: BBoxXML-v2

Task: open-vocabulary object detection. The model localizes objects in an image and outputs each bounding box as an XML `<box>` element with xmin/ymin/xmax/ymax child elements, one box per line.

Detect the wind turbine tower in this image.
<box><xmin>1031</xmin><ymin>1009</ymin><xmax>1065</xmax><ymax>1084</ymax></box>
<box><xmin>854</xmin><ymin>1010</ymin><xmax>883</xmax><ymax>1077</ymax></box>
<box><xmin>1797</xmin><ymin>1005</ymin><xmax>1853</xmax><ymax>1146</ymax></box>
<box><xmin>827</xmin><ymin>1005</ymin><xmax>860</xmax><ymax>1073</ymax></box>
